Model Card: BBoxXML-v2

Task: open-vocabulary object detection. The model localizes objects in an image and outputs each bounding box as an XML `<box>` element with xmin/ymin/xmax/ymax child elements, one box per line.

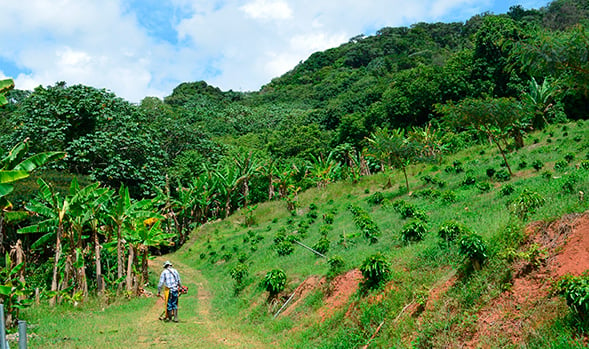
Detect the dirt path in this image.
<box><xmin>132</xmin><ymin>256</ymin><xmax>269</xmax><ymax>348</ymax></box>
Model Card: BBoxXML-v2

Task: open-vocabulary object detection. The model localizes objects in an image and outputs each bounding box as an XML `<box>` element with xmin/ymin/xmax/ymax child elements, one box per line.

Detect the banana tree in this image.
<box><xmin>1</xmin><ymin>140</ymin><xmax>65</xmax><ymax>254</ymax></box>
<box><xmin>66</xmin><ymin>178</ymin><xmax>111</xmax><ymax>297</ymax></box>
<box><xmin>19</xmin><ymin>178</ymin><xmax>70</xmax><ymax>305</ymax></box>
<box><xmin>107</xmin><ymin>184</ymin><xmax>156</xmax><ymax>290</ymax></box>
<box><xmin>123</xmin><ymin>216</ymin><xmax>170</xmax><ymax>294</ymax></box>
<box><xmin>0</xmin><ymin>254</ymin><xmax>33</xmax><ymax>328</ymax></box>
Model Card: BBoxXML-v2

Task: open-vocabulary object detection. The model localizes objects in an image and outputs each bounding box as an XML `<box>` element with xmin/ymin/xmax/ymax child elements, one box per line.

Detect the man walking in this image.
<box><xmin>157</xmin><ymin>260</ymin><xmax>182</xmax><ymax>322</ymax></box>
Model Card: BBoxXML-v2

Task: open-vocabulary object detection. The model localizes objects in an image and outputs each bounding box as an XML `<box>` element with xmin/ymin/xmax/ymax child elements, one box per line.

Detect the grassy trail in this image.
<box><xmin>131</xmin><ymin>256</ymin><xmax>269</xmax><ymax>348</ymax></box>
<box><xmin>24</xmin><ymin>256</ymin><xmax>270</xmax><ymax>348</ymax></box>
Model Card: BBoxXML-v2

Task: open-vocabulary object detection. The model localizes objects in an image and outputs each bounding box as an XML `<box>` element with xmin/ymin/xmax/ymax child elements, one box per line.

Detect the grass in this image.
<box><xmin>17</xmin><ymin>120</ymin><xmax>589</xmax><ymax>348</ymax></box>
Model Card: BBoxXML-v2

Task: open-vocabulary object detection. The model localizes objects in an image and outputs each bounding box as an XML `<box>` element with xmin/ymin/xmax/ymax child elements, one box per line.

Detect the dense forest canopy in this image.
<box><xmin>0</xmin><ymin>0</ymin><xmax>588</xmax><ymax>316</ymax></box>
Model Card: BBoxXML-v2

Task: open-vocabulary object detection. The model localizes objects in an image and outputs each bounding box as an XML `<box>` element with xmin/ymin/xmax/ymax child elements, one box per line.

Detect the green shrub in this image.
<box><xmin>510</xmin><ymin>189</ymin><xmax>545</xmax><ymax>220</ymax></box>
<box><xmin>323</xmin><ymin>213</ymin><xmax>335</xmax><ymax>224</ymax></box>
<box><xmin>348</xmin><ymin>204</ymin><xmax>381</xmax><ymax>244</ymax></box>
<box><xmin>555</xmin><ymin>271</ymin><xmax>589</xmax><ymax>320</ymax></box>
<box><xmin>458</xmin><ymin>233</ymin><xmax>487</xmax><ymax>271</ymax></box>
<box><xmin>495</xmin><ymin>169</ymin><xmax>511</xmax><ymax>182</ymax></box>
<box><xmin>366</xmin><ymin>191</ymin><xmax>385</xmax><ymax>205</ymax></box>
<box><xmin>438</xmin><ymin>221</ymin><xmax>470</xmax><ymax>244</ymax></box>
<box><xmin>518</xmin><ymin>160</ymin><xmax>527</xmax><ymax>169</ymax></box>
<box><xmin>461</xmin><ymin>174</ymin><xmax>476</xmax><ymax>186</ymax></box>
<box><xmin>400</xmin><ymin>220</ymin><xmax>428</xmax><ymax>243</ymax></box>
<box><xmin>500</xmin><ymin>184</ymin><xmax>515</xmax><ymax>196</ymax></box>
<box><xmin>230</xmin><ymin>263</ymin><xmax>249</xmax><ymax>290</ymax></box>
<box><xmin>579</xmin><ymin>160</ymin><xmax>589</xmax><ymax>170</ymax></box>
<box><xmin>486</xmin><ymin>168</ymin><xmax>496</xmax><ymax>178</ymax></box>
<box><xmin>360</xmin><ymin>253</ymin><xmax>391</xmax><ymax>287</ymax></box>
<box><xmin>392</xmin><ymin>200</ymin><xmax>427</xmax><ymax>220</ymax></box>
<box><xmin>327</xmin><ymin>255</ymin><xmax>346</xmax><ymax>278</ymax></box>
<box><xmin>564</xmin><ymin>153</ymin><xmax>575</xmax><ymax>162</ymax></box>
<box><xmin>312</xmin><ymin>237</ymin><xmax>330</xmax><ymax>255</ymax></box>
<box><xmin>531</xmin><ymin>159</ymin><xmax>544</xmax><ymax>171</ymax></box>
<box><xmin>441</xmin><ymin>191</ymin><xmax>457</xmax><ymax>203</ymax></box>
<box><xmin>554</xmin><ymin>160</ymin><xmax>568</xmax><ymax>171</ymax></box>
<box><xmin>261</xmin><ymin>269</ymin><xmax>287</xmax><ymax>298</ymax></box>
<box><xmin>477</xmin><ymin>182</ymin><xmax>491</xmax><ymax>192</ymax></box>
<box><xmin>561</xmin><ymin>175</ymin><xmax>578</xmax><ymax>194</ymax></box>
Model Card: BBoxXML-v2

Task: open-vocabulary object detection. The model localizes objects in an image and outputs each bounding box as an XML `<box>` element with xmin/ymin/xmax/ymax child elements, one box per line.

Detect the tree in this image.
<box><xmin>436</xmin><ymin>97</ymin><xmax>531</xmax><ymax>174</ymax></box>
<box><xmin>8</xmin><ymin>82</ymin><xmax>166</xmax><ymax>196</ymax></box>
<box><xmin>366</xmin><ymin>128</ymin><xmax>416</xmax><ymax>191</ymax></box>
<box><xmin>18</xmin><ymin>178</ymin><xmax>69</xmax><ymax>305</ymax></box>
<box><xmin>1</xmin><ymin>140</ymin><xmax>65</xmax><ymax>254</ymax></box>
<box><xmin>0</xmin><ymin>78</ymin><xmax>15</xmax><ymax>106</ymax></box>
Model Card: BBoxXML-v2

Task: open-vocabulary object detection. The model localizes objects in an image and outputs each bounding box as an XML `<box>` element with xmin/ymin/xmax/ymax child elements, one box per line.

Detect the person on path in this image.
<box><xmin>157</xmin><ymin>260</ymin><xmax>182</xmax><ymax>322</ymax></box>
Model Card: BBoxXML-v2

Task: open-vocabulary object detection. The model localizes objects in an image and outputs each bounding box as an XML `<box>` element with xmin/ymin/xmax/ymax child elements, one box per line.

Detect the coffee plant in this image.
<box><xmin>348</xmin><ymin>204</ymin><xmax>381</xmax><ymax>244</ymax></box>
<box><xmin>360</xmin><ymin>253</ymin><xmax>391</xmax><ymax>288</ymax></box>
<box><xmin>400</xmin><ymin>220</ymin><xmax>428</xmax><ymax>243</ymax></box>
<box><xmin>555</xmin><ymin>271</ymin><xmax>589</xmax><ymax>321</ymax></box>
<box><xmin>458</xmin><ymin>233</ymin><xmax>487</xmax><ymax>271</ymax></box>
<box><xmin>261</xmin><ymin>269</ymin><xmax>287</xmax><ymax>299</ymax></box>
<box><xmin>438</xmin><ymin>220</ymin><xmax>470</xmax><ymax>244</ymax></box>
<box><xmin>510</xmin><ymin>189</ymin><xmax>545</xmax><ymax>220</ymax></box>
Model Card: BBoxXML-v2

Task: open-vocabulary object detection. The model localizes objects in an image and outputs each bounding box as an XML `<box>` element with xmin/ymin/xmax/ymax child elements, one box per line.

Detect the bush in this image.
<box><xmin>500</xmin><ymin>184</ymin><xmax>515</xmax><ymax>196</ymax></box>
<box><xmin>554</xmin><ymin>160</ymin><xmax>568</xmax><ymax>171</ymax></box>
<box><xmin>555</xmin><ymin>271</ymin><xmax>589</xmax><ymax>320</ymax></box>
<box><xmin>274</xmin><ymin>241</ymin><xmax>294</xmax><ymax>256</ymax></box>
<box><xmin>441</xmin><ymin>191</ymin><xmax>457</xmax><ymax>203</ymax></box>
<box><xmin>580</xmin><ymin>160</ymin><xmax>589</xmax><ymax>170</ymax></box>
<box><xmin>366</xmin><ymin>191</ymin><xmax>385</xmax><ymax>205</ymax></box>
<box><xmin>495</xmin><ymin>169</ymin><xmax>511</xmax><ymax>182</ymax></box>
<box><xmin>510</xmin><ymin>189</ymin><xmax>545</xmax><ymax>220</ymax></box>
<box><xmin>348</xmin><ymin>204</ymin><xmax>381</xmax><ymax>244</ymax></box>
<box><xmin>459</xmin><ymin>233</ymin><xmax>487</xmax><ymax>271</ymax></box>
<box><xmin>564</xmin><ymin>153</ymin><xmax>575</xmax><ymax>162</ymax></box>
<box><xmin>461</xmin><ymin>174</ymin><xmax>476</xmax><ymax>186</ymax></box>
<box><xmin>438</xmin><ymin>221</ymin><xmax>470</xmax><ymax>244</ymax></box>
<box><xmin>323</xmin><ymin>213</ymin><xmax>335</xmax><ymax>224</ymax></box>
<box><xmin>531</xmin><ymin>159</ymin><xmax>544</xmax><ymax>171</ymax></box>
<box><xmin>518</xmin><ymin>160</ymin><xmax>527</xmax><ymax>169</ymax></box>
<box><xmin>360</xmin><ymin>253</ymin><xmax>391</xmax><ymax>287</ymax></box>
<box><xmin>327</xmin><ymin>255</ymin><xmax>346</xmax><ymax>278</ymax></box>
<box><xmin>312</xmin><ymin>237</ymin><xmax>330</xmax><ymax>255</ymax></box>
<box><xmin>486</xmin><ymin>168</ymin><xmax>496</xmax><ymax>178</ymax></box>
<box><xmin>261</xmin><ymin>269</ymin><xmax>287</xmax><ymax>298</ymax></box>
<box><xmin>230</xmin><ymin>263</ymin><xmax>249</xmax><ymax>291</ymax></box>
<box><xmin>401</xmin><ymin>220</ymin><xmax>428</xmax><ymax>243</ymax></box>
<box><xmin>477</xmin><ymin>182</ymin><xmax>491</xmax><ymax>192</ymax></box>
<box><xmin>392</xmin><ymin>200</ymin><xmax>427</xmax><ymax>220</ymax></box>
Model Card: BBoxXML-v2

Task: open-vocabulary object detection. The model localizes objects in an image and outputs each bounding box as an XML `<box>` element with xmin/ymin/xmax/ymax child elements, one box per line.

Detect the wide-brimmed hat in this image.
<box><xmin>163</xmin><ymin>260</ymin><xmax>173</xmax><ymax>268</ymax></box>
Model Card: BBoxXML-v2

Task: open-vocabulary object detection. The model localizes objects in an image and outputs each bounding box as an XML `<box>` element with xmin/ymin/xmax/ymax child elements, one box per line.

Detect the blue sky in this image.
<box><xmin>0</xmin><ymin>0</ymin><xmax>550</xmax><ymax>103</ymax></box>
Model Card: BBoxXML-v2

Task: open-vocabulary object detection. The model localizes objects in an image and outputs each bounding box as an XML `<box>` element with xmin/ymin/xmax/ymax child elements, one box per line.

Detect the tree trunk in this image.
<box><xmin>140</xmin><ymin>244</ymin><xmax>149</xmax><ymax>294</ymax></box>
<box><xmin>116</xmin><ymin>224</ymin><xmax>124</xmax><ymax>291</ymax></box>
<box><xmin>402</xmin><ymin>166</ymin><xmax>410</xmax><ymax>192</ymax></box>
<box><xmin>94</xmin><ymin>230</ymin><xmax>104</xmax><ymax>295</ymax></box>
<box><xmin>0</xmin><ymin>211</ymin><xmax>4</xmax><ymax>255</ymax></box>
<box><xmin>50</xmin><ymin>224</ymin><xmax>63</xmax><ymax>306</ymax></box>
<box><xmin>126</xmin><ymin>244</ymin><xmax>135</xmax><ymax>291</ymax></box>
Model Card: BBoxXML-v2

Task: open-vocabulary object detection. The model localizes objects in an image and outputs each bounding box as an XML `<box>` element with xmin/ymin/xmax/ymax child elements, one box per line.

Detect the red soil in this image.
<box><xmin>466</xmin><ymin>213</ymin><xmax>589</xmax><ymax>348</ymax></box>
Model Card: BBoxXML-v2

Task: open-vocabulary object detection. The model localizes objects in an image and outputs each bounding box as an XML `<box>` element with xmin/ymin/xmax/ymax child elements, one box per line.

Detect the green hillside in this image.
<box><xmin>1</xmin><ymin>0</ymin><xmax>589</xmax><ymax>347</ymax></box>
<box><xmin>19</xmin><ymin>119</ymin><xmax>589</xmax><ymax>348</ymax></box>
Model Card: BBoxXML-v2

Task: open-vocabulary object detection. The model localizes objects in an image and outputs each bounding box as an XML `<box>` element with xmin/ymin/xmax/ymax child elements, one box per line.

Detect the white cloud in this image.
<box><xmin>241</xmin><ymin>0</ymin><xmax>293</xmax><ymax>20</ymax></box>
<box><xmin>0</xmin><ymin>0</ymin><xmax>552</xmax><ymax>102</ymax></box>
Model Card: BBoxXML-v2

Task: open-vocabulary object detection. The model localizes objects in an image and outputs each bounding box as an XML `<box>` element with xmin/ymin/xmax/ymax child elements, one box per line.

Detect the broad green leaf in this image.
<box><xmin>0</xmin><ymin>285</ymin><xmax>12</xmax><ymax>296</ymax></box>
<box><xmin>13</xmin><ymin>151</ymin><xmax>66</xmax><ymax>172</ymax></box>
<box><xmin>0</xmin><ymin>170</ymin><xmax>29</xmax><ymax>184</ymax></box>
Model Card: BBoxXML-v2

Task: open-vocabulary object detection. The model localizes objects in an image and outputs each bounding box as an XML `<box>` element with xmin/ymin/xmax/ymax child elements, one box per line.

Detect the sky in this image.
<box><xmin>0</xmin><ymin>0</ymin><xmax>551</xmax><ymax>103</ymax></box>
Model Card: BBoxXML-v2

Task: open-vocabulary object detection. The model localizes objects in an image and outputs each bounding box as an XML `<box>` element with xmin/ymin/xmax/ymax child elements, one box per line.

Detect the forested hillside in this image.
<box><xmin>0</xmin><ymin>0</ymin><xmax>588</xmax><ymax>345</ymax></box>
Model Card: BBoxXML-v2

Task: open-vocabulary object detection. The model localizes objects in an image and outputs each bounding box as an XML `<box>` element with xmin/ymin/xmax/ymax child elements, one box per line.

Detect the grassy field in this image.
<box><xmin>17</xmin><ymin>120</ymin><xmax>589</xmax><ymax>348</ymax></box>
